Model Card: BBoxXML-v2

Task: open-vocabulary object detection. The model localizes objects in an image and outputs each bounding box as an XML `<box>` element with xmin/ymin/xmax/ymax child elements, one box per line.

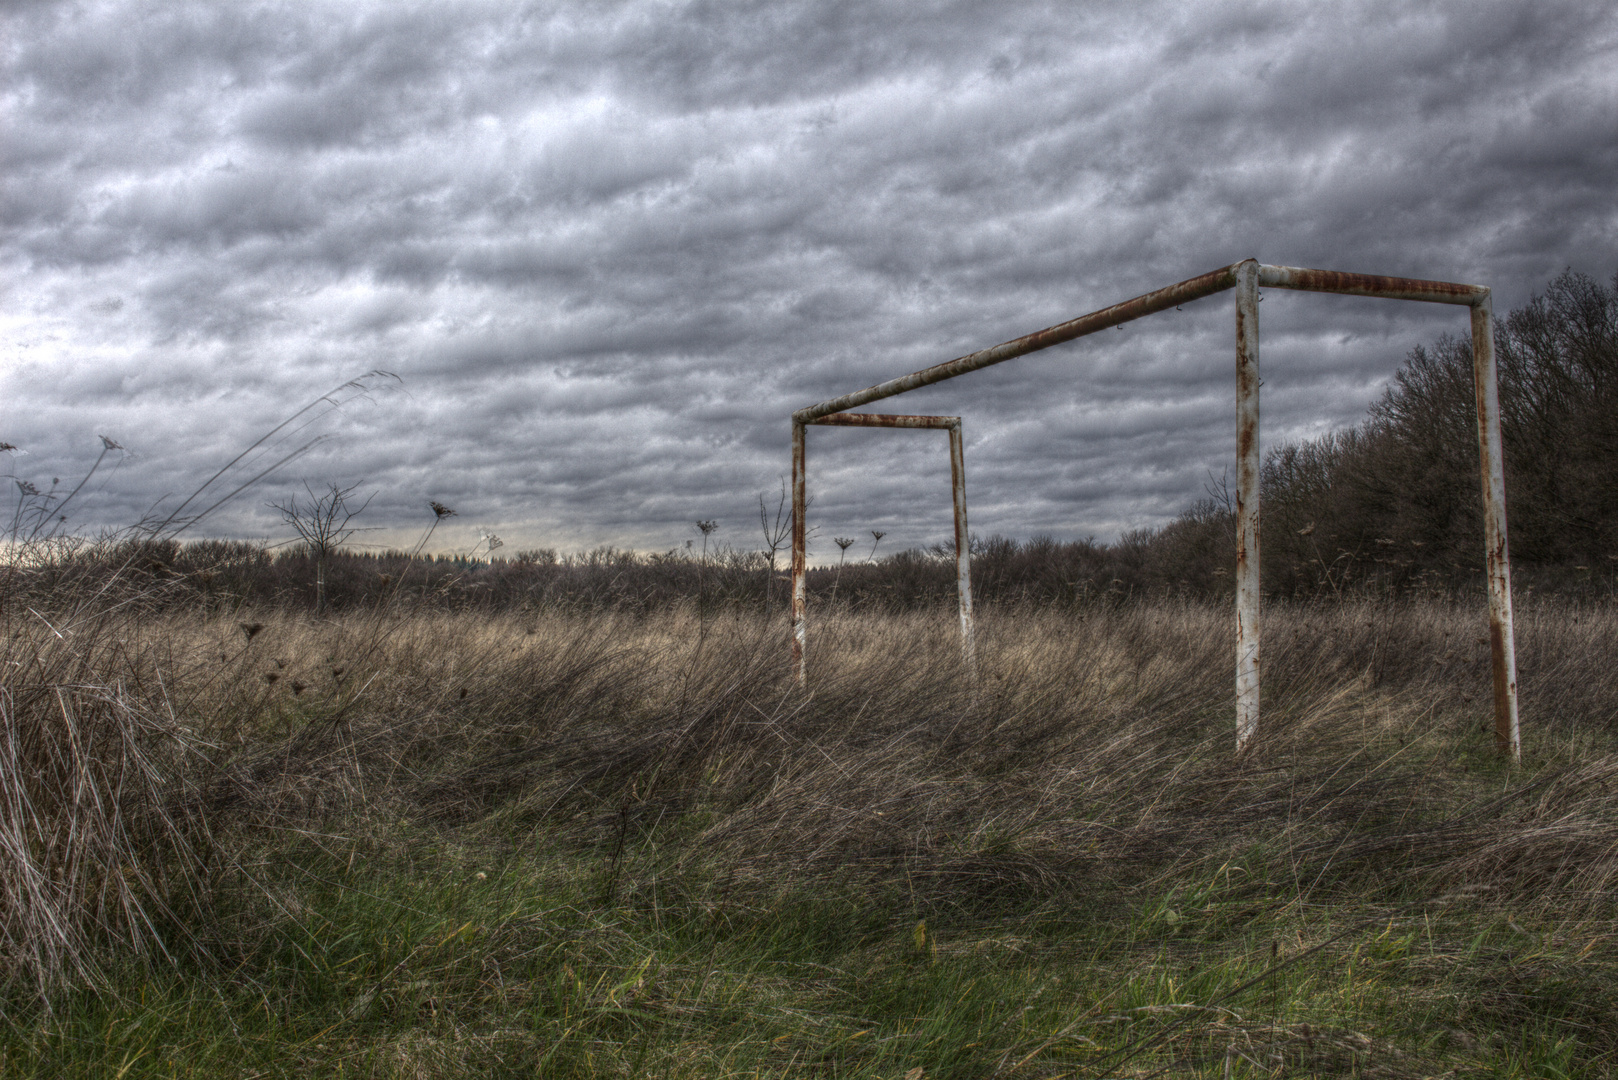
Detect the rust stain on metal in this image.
<box><xmin>810</xmin><ymin>413</ymin><xmax>959</xmax><ymax>429</ymax></box>
<box><xmin>1258</xmin><ymin>264</ymin><xmax>1486</xmax><ymax>306</ymax></box>
<box><xmin>1234</xmin><ymin>261</ymin><xmax>1261</xmax><ymax>753</ymax></box>
<box><xmin>789</xmin><ymin>258</ymin><xmax>1521</xmax><ymax>759</ymax></box>
<box><xmin>948</xmin><ymin>420</ymin><xmax>976</xmax><ymax>673</ymax></box>
<box><xmin>1490</xmin><ymin>623</ymin><xmax>1512</xmax><ymax>748</ymax></box>
<box><xmin>791</xmin><ymin>419</ymin><xmax>807</xmax><ymax>687</ymax></box>
<box><xmin>1469</xmin><ymin>295</ymin><xmax>1521</xmax><ymax>759</ymax></box>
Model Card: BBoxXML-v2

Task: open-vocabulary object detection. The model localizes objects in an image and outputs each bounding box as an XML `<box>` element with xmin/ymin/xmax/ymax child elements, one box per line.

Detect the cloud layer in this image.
<box><xmin>4</xmin><ymin>0</ymin><xmax>1615</xmax><ymax>557</ymax></box>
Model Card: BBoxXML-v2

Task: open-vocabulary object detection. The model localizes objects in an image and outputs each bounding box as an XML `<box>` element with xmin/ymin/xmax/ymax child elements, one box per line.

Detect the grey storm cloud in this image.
<box><xmin>3</xmin><ymin>0</ymin><xmax>1615</xmax><ymax>558</ymax></box>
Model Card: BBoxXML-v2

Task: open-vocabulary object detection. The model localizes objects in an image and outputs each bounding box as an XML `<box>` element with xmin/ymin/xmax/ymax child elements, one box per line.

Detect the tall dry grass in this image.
<box><xmin>3</xmin><ymin>573</ymin><xmax>1616</xmax><ymax>1005</ymax></box>
<box><xmin>0</xmin><ymin>574</ymin><xmax>219</xmax><ymax>999</ymax></box>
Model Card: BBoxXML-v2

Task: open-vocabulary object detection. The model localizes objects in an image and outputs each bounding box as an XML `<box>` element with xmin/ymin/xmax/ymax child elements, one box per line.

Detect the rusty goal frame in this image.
<box><xmin>794</xmin><ymin>411</ymin><xmax>976</xmax><ymax>671</ymax></box>
<box><xmin>790</xmin><ymin>258</ymin><xmax>1521</xmax><ymax>758</ymax></box>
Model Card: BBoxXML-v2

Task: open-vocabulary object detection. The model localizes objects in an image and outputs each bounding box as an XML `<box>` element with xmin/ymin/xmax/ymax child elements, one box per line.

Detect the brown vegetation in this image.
<box><xmin>5</xmin><ymin>579</ymin><xmax>1616</xmax><ymax>1001</ymax></box>
<box><xmin>0</xmin><ymin>271</ymin><xmax>1613</xmax><ymax>1072</ymax></box>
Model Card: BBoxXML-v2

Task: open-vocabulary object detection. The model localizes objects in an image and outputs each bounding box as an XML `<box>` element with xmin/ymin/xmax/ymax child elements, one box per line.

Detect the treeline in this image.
<box><xmin>5</xmin><ymin>271</ymin><xmax>1612</xmax><ymax>613</ymax></box>
<box><xmin>1</xmin><ymin>534</ymin><xmax>1240</xmax><ymax>615</ymax></box>
<box><xmin>1260</xmin><ymin>267</ymin><xmax>1617</xmax><ymax>597</ymax></box>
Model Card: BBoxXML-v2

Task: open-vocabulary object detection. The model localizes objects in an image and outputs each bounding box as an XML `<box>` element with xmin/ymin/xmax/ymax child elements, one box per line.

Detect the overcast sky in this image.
<box><xmin>4</xmin><ymin>0</ymin><xmax>1615</xmax><ymax>560</ymax></box>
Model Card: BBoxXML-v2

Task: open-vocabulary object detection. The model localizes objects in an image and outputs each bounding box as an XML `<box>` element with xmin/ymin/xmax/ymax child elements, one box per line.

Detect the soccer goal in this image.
<box><xmin>789</xmin><ymin>259</ymin><xmax>1520</xmax><ymax>758</ymax></box>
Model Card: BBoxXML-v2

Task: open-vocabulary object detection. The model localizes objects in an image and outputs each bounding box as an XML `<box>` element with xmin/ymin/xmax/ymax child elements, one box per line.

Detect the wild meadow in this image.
<box><xmin>1</xmin><ymin>544</ymin><xmax>1615</xmax><ymax>1078</ymax></box>
<box><xmin>2</xmin><ymin>272</ymin><xmax>1613</xmax><ymax>1076</ymax></box>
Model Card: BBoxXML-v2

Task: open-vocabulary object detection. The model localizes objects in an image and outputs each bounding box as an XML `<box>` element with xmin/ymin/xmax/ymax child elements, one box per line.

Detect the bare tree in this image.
<box><xmin>758</xmin><ymin>479</ymin><xmax>792</xmax><ymax>612</ymax></box>
<box><xmin>268</xmin><ymin>482</ymin><xmax>375</xmax><ymax>612</ymax></box>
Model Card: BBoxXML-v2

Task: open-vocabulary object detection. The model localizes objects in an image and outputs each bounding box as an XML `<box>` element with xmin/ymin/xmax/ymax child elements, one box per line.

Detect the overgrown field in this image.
<box><xmin>2</xmin><ymin>597</ymin><xmax>1616</xmax><ymax>1077</ymax></box>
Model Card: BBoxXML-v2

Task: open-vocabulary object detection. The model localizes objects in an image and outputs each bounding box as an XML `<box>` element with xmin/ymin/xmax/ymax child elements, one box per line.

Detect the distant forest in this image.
<box><xmin>7</xmin><ymin>270</ymin><xmax>1615</xmax><ymax>611</ymax></box>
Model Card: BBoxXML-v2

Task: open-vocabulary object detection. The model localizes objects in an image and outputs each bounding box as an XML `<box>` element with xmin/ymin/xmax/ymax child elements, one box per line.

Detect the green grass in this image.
<box><xmin>3</xmin><ymin>601</ymin><xmax>1616</xmax><ymax>1077</ymax></box>
<box><xmin>5</xmin><ymin>821</ymin><xmax>1614</xmax><ymax>1078</ymax></box>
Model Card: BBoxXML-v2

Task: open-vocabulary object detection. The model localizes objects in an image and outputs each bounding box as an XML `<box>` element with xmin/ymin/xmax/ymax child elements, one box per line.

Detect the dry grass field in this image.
<box><xmin>2</xmin><ymin>590</ymin><xmax>1616</xmax><ymax>1077</ymax></box>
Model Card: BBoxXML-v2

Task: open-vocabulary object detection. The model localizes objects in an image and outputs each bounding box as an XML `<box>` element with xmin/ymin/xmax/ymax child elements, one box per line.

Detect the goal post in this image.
<box><xmin>790</xmin><ymin>258</ymin><xmax>1520</xmax><ymax>759</ymax></box>
<box><xmin>790</xmin><ymin>413</ymin><xmax>975</xmax><ymax>685</ymax></box>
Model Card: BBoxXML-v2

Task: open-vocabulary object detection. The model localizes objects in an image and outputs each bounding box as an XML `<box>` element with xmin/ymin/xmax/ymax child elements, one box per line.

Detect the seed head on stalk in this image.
<box><xmin>868</xmin><ymin>530</ymin><xmax>886</xmax><ymax>563</ymax></box>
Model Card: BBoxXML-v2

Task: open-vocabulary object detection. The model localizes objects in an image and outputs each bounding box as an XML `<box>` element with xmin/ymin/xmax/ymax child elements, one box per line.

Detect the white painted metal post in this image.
<box><xmin>791</xmin><ymin>419</ymin><xmax>807</xmax><ymax>687</ymax></box>
<box><xmin>1469</xmin><ymin>295</ymin><xmax>1521</xmax><ymax>759</ymax></box>
<box><xmin>948</xmin><ymin>420</ymin><xmax>976</xmax><ymax>674</ymax></box>
<box><xmin>1234</xmin><ymin>260</ymin><xmax>1261</xmax><ymax>752</ymax></box>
